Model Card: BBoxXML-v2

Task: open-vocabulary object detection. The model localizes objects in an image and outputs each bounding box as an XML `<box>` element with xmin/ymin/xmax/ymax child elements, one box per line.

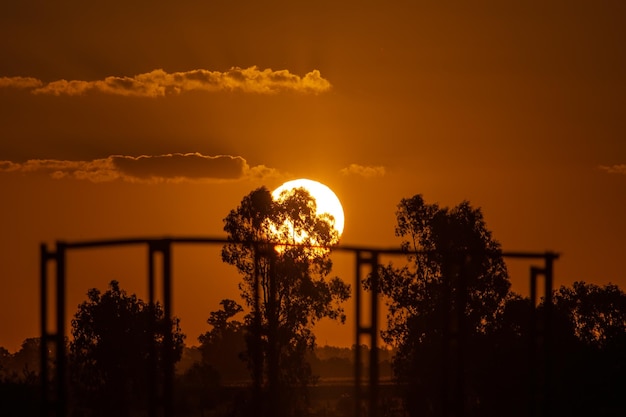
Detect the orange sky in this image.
<box><xmin>1</xmin><ymin>1</ymin><xmax>625</xmax><ymax>352</ymax></box>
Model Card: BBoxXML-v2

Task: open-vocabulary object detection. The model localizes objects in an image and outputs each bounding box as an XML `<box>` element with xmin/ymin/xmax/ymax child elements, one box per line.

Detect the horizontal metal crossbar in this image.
<box><xmin>47</xmin><ymin>235</ymin><xmax>559</xmax><ymax>260</ymax></box>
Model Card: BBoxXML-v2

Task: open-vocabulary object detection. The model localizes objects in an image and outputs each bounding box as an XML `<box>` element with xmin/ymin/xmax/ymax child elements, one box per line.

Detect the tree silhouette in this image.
<box><xmin>222</xmin><ymin>186</ymin><xmax>350</xmax><ymax>417</ymax></box>
<box><xmin>553</xmin><ymin>281</ymin><xmax>626</xmax><ymax>347</ymax></box>
<box><xmin>376</xmin><ymin>195</ymin><xmax>510</xmax><ymax>417</ymax></box>
<box><xmin>0</xmin><ymin>340</ymin><xmax>40</xmax><ymax>417</ymax></box>
<box><xmin>0</xmin><ymin>338</ymin><xmax>41</xmax><ymax>383</ymax></box>
<box><xmin>69</xmin><ymin>280</ymin><xmax>185</xmax><ymax>417</ymax></box>
<box><xmin>547</xmin><ymin>282</ymin><xmax>626</xmax><ymax>416</ymax></box>
<box><xmin>197</xmin><ymin>298</ymin><xmax>249</xmax><ymax>384</ymax></box>
<box><xmin>176</xmin><ymin>300</ymin><xmax>247</xmax><ymax>416</ymax></box>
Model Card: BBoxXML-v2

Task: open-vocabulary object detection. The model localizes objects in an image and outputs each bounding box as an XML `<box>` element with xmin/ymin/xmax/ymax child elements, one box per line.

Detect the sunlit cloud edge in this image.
<box><xmin>0</xmin><ymin>153</ymin><xmax>281</xmax><ymax>184</ymax></box>
<box><xmin>0</xmin><ymin>66</ymin><xmax>331</xmax><ymax>97</ymax></box>
<box><xmin>339</xmin><ymin>163</ymin><xmax>386</xmax><ymax>178</ymax></box>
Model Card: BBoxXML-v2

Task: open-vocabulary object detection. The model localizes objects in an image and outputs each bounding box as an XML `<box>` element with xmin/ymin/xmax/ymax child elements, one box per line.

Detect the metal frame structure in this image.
<box><xmin>349</xmin><ymin>248</ymin><xmax>558</xmax><ymax>417</ymax></box>
<box><xmin>40</xmin><ymin>236</ymin><xmax>557</xmax><ymax>417</ymax></box>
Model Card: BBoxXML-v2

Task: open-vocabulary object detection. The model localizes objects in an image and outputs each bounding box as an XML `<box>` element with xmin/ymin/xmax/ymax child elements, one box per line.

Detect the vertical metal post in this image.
<box><xmin>542</xmin><ymin>255</ymin><xmax>554</xmax><ymax>417</ymax></box>
<box><xmin>148</xmin><ymin>245</ymin><xmax>156</xmax><ymax>306</ymax></box>
<box><xmin>528</xmin><ymin>253</ymin><xmax>556</xmax><ymax>417</ymax></box>
<box><xmin>529</xmin><ymin>266</ymin><xmax>540</xmax><ymax>417</ymax></box>
<box><xmin>354</xmin><ymin>250</ymin><xmax>379</xmax><ymax>417</ymax></box>
<box><xmin>354</xmin><ymin>252</ymin><xmax>362</xmax><ymax>417</ymax></box>
<box><xmin>369</xmin><ymin>252</ymin><xmax>380</xmax><ymax>417</ymax></box>
<box><xmin>161</xmin><ymin>240</ymin><xmax>174</xmax><ymax>417</ymax></box>
<box><xmin>147</xmin><ymin>239</ymin><xmax>174</xmax><ymax>417</ymax></box>
<box><xmin>55</xmin><ymin>242</ymin><xmax>67</xmax><ymax>417</ymax></box>
<box><xmin>40</xmin><ymin>244</ymin><xmax>50</xmax><ymax>417</ymax></box>
<box><xmin>147</xmin><ymin>244</ymin><xmax>158</xmax><ymax>417</ymax></box>
<box><xmin>40</xmin><ymin>242</ymin><xmax>67</xmax><ymax>417</ymax></box>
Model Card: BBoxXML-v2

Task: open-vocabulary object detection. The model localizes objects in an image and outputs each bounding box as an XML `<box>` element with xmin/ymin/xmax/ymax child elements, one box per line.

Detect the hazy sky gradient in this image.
<box><xmin>1</xmin><ymin>0</ymin><xmax>624</xmax><ymax>352</ymax></box>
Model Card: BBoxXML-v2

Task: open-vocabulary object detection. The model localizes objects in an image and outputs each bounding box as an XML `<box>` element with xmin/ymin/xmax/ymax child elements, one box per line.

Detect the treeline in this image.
<box><xmin>177</xmin><ymin>343</ymin><xmax>394</xmax><ymax>384</ymax></box>
<box><xmin>0</xmin><ymin>332</ymin><xmax>393</xmax><ymax>416</ymax></box>
<box><xmin>0</xmin><ymin>338</ymin><xmax>40</xmax><ymax>383</ymax></box>
<box><xmin>2</xmin><ymin>279</ymin><xmax>625</xmax><ymax>417</ymax></box>
<box><xmin>0</xmin><ymin>339</ymin><xmax>41</xmax><ymax>417</ymax></box>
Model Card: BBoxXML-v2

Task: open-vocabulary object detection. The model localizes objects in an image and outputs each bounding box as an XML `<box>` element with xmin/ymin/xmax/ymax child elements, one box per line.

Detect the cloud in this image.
<box><xmin>0</xmin><ymin>153</ymin><xmax>280</xmax><ymax>183</ymax></box>
<box><xmin>0</xmin><ymin>67</ymin><xmax>331</xmax><ymax>97</ymax></box>
<box><xmin>599</xmin><ymin>164</ymin><xmax>626</xmax><ymax>175</ymax></box>
<box><xmin>0</xmin><ymin>76</ymin><xmax>44</xmax><ymax>89</ymax></box>
<box><xmin>340</xmin><ymin>164</ymin><xmax>386</xmax><ymax>178</ymax></box>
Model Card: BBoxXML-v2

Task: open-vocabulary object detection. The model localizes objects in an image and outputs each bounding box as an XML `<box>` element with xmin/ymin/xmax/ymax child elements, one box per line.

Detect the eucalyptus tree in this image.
<box><xmin>222</xmin><ymin>186</ymin><xmax>350</xmax><ymax>417</ymax></box>
<box><xmin>376</xmin><ymin>195</ymin><xmax>510</xmax><ymax>416</ymax></box>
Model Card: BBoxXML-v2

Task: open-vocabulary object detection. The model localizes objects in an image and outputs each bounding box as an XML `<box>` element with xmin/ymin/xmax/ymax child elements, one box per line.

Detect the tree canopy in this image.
<box><xmin>197</xmin><ymin>298</ymin><xmax>248</xmax><ymax>384</ymax></box>
<box><xmin>380</xmin><ymin>195</ymin><xmax>510</xmax><ymax>343</ymax></box>
<box><xmin>69</xmin><ymin>280</ymin><xmax>185</xmax><ymax>417</ymax></box>
<box><xmin>553</xmin><ymin>281</ymin><xmax>626</xmax><ymax>347</ymax></box>
<box><xmin>377</xmin><ymin>195</ymin><xmax>511</xmax><ymax>416</ymax></box>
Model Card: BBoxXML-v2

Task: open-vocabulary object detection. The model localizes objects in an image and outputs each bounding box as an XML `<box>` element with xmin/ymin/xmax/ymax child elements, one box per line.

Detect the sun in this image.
<box><xmin>272</xmin><ymin>179</ymin><xmax>345</xmax><ymax>238</ymax></box>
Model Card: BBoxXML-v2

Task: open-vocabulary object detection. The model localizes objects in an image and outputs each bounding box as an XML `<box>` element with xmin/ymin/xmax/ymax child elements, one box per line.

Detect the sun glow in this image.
<box><xmin>272</xmin><ymin>179</ymin><xmax>345</xmax><ymax>244</ymax></box>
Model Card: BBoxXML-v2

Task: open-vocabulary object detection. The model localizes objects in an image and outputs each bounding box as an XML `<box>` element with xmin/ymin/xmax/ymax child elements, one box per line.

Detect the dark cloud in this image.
<box><xmin>0</xmin><ymin>153</ymin><xmax>280</xmax><ymax>183</ymax></box>
<box><xmin>112</xmin><ymin>154</ymin><xmax>246</xmax><ymax>180</ymax></box>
